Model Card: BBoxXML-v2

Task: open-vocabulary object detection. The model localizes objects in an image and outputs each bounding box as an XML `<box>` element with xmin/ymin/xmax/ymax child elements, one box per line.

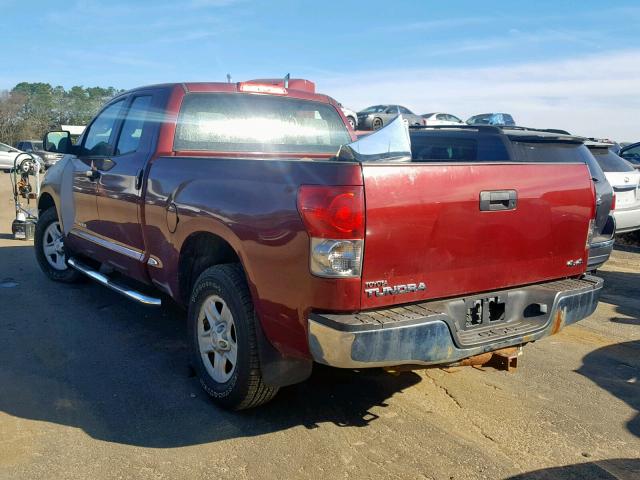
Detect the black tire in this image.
<box><xmin>188</xmin><ymin>264</ymin><xmax>278</xmax><ymax>410</ymax></box>
<box><xmin>347</xmin><ymin>116</ymin><xmax>356</xmax><ymax>130</ymax></box>
<box><xmin>34</xmin><ymin>207</ymin><xmax>82</xmax><ymax>283</ymax></box>
<box><xmin>372</xmin><ymin>117</ymin><xmax>383</xmax><ymax>130</ymax></box>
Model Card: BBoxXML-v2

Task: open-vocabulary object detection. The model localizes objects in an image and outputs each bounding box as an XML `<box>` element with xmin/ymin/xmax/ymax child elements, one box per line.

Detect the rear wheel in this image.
<box><xmin>34</xmin><ymin>207</ymin><xmax>82</xmax><ymax>283</ymax></box>
<box><xmin>372</xmin><ymin>117</ymin><xmax>383</xmax><ymax>130</ymax></box>
<box><xmin>347</xmin><ymin>116</ymin><xmax>356</xmax><ymax>130</ymax></box>
<box><xmin>188</xmin><ymin>264</ymin><xmax>278</xmax><ymax>410</ymax></box>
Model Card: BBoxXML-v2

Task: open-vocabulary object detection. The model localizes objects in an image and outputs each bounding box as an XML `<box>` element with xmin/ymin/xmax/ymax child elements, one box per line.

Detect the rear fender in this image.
<box><xmin>174</xmin><ymin>216</ymin><xmax>312</xmax><ymax>387</ymax></box>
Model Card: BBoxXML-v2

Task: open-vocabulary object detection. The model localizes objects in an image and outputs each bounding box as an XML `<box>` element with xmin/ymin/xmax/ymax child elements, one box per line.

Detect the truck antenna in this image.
<box><xmin>226</xmin><ymin>73</ymin><xmax>232</xmax><ymax>84</ymax></box>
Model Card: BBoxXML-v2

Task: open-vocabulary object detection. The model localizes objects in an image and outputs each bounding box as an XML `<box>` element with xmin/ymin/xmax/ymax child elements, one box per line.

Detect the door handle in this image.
<box><xmin>85</xmin><ymin>169</ymin><xmax>101</xmax><ymax>181</ymax></box>
<box><xmin>479</xmin><ymin>190</ymin><xmax>517</xmax><ymax>211</ymax></box>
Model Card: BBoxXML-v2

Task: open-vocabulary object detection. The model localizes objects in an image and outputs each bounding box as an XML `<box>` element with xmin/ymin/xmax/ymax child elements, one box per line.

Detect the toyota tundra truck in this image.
<box><xmin>35</xmin><ymin>79</ymin><xmax>603</xmax><ymax>410</ymax></box>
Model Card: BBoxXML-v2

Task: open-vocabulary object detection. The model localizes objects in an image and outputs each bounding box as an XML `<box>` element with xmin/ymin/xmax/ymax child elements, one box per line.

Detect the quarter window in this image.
<box><xmin>82</xmin><ymin>99</ymin><xmax>125</xmax><ymax>156</ymax></box>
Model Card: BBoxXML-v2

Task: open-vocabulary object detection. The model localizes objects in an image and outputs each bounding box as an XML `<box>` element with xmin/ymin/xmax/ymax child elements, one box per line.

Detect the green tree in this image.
<box><xmin>0</xmin><ymin>83</ymin><xmax>123</xmax><ymax>146</ymax></box>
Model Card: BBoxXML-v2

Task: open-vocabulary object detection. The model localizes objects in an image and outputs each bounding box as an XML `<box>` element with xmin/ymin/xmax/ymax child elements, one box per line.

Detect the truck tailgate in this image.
<box><xmin>361</xmin><ymin>163</ymin><xmax>594</xmax><ymax>309</ymax></box>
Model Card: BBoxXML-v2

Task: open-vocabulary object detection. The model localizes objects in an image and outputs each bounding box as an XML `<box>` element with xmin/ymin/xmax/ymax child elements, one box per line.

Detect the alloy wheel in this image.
<box><xmin>42</xmin><ymin>221</ymin><xmax>67</xmax><ymax>271</ymax></box>
<box><xmin>198</xmin><ymin>295</ymin><xmax>238</xmax><ymax>383</ymax></box>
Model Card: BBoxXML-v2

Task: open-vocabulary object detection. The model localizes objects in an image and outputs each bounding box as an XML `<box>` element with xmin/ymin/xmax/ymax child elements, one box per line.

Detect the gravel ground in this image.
<box><xmin>0</xmin><ymin>173</ymin><xmax>638</xmax><ymax>480</ymax></box>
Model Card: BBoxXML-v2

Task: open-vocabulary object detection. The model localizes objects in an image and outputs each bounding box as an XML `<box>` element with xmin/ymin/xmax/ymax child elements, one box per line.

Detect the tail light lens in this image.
<box><xmin>298</xmin><ymin>185</ymin><xmax>364</xmax><ymax>278</ymax></box>
<box><xmin>586</xmin><ymin>219</ymin><xmax>596</xmax><ymax>248</ymax></box>
<box><xmin>611</xmin><ymin>192</ymin><xmax>616</xmax><ymax>211</ymax></box>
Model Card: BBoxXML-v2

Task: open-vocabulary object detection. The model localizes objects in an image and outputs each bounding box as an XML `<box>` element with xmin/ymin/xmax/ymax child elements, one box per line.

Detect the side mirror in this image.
<box><xmin>44</xmin><ymin>130</ymin><xmax>72</xmax><ymax>154</ymax></box>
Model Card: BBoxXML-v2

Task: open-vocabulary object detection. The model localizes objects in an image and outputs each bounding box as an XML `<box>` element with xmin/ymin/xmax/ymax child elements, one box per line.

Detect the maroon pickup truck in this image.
<box><xmin>36</xmin><ymin>79</ymin><xmax>603</xmax><ymax>410</ymax></box>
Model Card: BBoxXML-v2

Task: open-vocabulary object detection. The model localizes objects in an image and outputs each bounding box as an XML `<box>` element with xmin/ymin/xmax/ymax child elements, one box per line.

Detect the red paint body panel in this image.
<box><xmin>143</xmin><ymin>156</ymin><xmax>364</xmax><ymax>358</ymax></box>
<box><xmin>360</xmin><ymin>163</ymin><xmax>594</xmax><ymax>309</ymax></box>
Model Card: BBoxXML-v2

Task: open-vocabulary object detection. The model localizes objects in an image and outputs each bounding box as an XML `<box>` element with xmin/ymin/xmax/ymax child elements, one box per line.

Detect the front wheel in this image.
<box><xmin>372</xmin><ymin>117</ymin><xmax>383</xmax><ymax>130</ymax></box>
<box><xmin>34</xmin><ymin>207</ymin><xmax>82</xmax><ymax>283</ymax></box>
<box><xmin>188</xmin><ymin>264</ymin><xmax>278</xmax><ymax>410</ymax></box>
<box><xmin>347</xmin><ymin>116</ymin><xmax>356</xmax><ymax>130</ymax></box>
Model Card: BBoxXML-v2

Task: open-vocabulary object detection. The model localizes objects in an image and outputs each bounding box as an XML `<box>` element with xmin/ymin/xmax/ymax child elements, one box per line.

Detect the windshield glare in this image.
<box><xmin>174</xmin><ymin>93</ymin><xmax>351</xmax><ymax>153</ymax></box>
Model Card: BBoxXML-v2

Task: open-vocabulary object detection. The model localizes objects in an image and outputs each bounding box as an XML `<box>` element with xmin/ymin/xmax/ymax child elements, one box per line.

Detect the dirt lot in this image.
<box><xmin>0</xmin><ymin>172</ymin><xmax>639</xmax><ymax>480</ymax></box>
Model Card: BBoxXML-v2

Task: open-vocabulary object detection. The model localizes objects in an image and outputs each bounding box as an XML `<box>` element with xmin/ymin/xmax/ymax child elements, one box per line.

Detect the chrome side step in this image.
<box><xmin>68</xmin><ymin>257</ymin><xmax>162</xmax><ymax>306</ymax></box>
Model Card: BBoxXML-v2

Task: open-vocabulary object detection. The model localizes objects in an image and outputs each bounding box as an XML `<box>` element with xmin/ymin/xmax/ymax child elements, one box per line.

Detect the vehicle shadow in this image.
<box><xmin>504</xmin><ymin>458</ymin><xmax>640</xmax><ymax>479</ymax></box>
<box><xmin>0</xmin><ymin>244</ymin><xmax>421</xmax><ymax>448</ymax></box>
<box><xmin>597</xmin><ymin>269</ymin><xmax>640</xmax><ymax>325</ymax></box>
<box><xmin>576</xmin><ymin>340</ymin><xmax>640</xmax><ymax>438</ymax></box>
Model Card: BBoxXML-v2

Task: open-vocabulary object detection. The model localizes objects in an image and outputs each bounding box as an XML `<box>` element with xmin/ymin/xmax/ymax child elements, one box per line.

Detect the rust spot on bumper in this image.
<box><xmin>551</xmin><ymin>309</ymin><xmax>566</xmax><ymax>335</ymax></box>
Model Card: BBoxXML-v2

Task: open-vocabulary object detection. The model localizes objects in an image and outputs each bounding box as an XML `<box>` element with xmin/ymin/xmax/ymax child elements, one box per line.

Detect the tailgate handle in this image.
<box><xmin>480</xmin><ymin>190</ymin><xmax>517</xmax><ymax>211</ymax></box>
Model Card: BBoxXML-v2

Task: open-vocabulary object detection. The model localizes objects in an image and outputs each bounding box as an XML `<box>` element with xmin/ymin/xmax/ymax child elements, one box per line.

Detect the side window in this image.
<box><xmin>385</xmin><ymin>106</ymin><xmax>398</xmax><ymax>114</ymax></box>
<box><xmin>399</xmin><ymin>106</ymin><xmax>412</xmax><ymax>115</ymax></box>
<box><xmin>449</xmin><ymin>115</ymin><xmax>462</xmax><ymax>123</ymax></box>
<box><xmin>0</xmin><ymin>144</ymin><xmax>10</xmax><ymax>152</ymax></box>
<box><xmin>115</xmin><ymin>95</ymin><xmax>152</xmax><ymax>156</ymax></box>
<box><xmin>622</xmin><ymin>145</ymin><xmax>640</xmax><ymax>160</ymax></box>
<box><xmin>82</xmin><ymin>99</ymin><xmax>125</xmax><ymax>156</ymax></box>
<box><xmin>437</xmin><ymin>114</ymin><xmax>447</xmax><ymax>120</ymax></box>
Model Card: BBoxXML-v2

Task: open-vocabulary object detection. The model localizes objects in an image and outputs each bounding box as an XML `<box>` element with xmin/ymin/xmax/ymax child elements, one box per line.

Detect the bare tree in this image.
<box><xmin>0</xmin><ymin>90</ymin><xmax>28</xmax><ymax>146</ymax></box>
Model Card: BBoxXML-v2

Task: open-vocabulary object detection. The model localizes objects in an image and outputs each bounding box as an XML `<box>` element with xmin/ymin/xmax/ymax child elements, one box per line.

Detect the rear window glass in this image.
<box><xmin>591</xmin><ymin>149</ymin><xmax>635</xmax><ymax>172</ymax></box>
<box><xmin>509</xmin><ymin>142</ymin><xmax>592</xmax><ymax>163</ymax></box>
<box><xmin>502</xmin><ymin>114</ymin><xmax>515</xmax><ymax>125</ymax></box>
<box><xmin>411</xmin><ymin>133</ymin><xmax>510</xmax><ymax>162</ymax></box>
<box><xmin>174</xmin><ymin>93</ymin><xmax>351</xmax><ymax>154</ymax></box>
<box><xmin>509</xmin><ymin>142</ymin><xmax>604</xmax><ymax>179</ymax></box>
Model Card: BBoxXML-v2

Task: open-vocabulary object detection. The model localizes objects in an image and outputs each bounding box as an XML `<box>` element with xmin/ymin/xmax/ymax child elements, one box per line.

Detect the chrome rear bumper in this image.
<box><xmin>588</xmin><ymin>239</ymin><xmax>615</xmax><ymax>270</ymax></box>
<box><xmin>308</xmin><ymin>276</ymin><xmax>602</xmax><ymax>369</ymax></box>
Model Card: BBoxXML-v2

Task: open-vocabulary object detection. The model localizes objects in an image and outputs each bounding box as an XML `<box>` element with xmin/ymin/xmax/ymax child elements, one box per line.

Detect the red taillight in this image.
<box><xmin>611</xmin><ymin>192</ymin><xmax>616</xmax><ymax>211</ymax></box>
<box><xmin>297</xmin><ymin>185</ymin><xmax>364</xmax><ymax>239</ymax></box>
<box><xmin>422</xmin><ymin>118</ymin><xmax>427</xmax><ymax>125</ymax></box>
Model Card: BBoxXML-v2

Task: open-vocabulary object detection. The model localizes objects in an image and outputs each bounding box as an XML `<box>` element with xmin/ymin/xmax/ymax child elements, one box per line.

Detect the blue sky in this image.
<box><xmin>1</xmin><ymin>0</ymin><xmax>639</xmax><ymax>139</ymax></box>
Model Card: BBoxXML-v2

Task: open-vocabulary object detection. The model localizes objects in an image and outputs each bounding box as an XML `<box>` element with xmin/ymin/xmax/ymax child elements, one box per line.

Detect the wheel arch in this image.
<box><xmin>37</xmin><ymin>191</ymin><xmax>56</xmax><ymax>216</ymax></box>
<box><xmin>176</xmin><ymin>228</ymin><xmax>312</xmax><ymax>388</ymax></box>
<box><xmin>177</xmin><ymin>230</ymin><xmax>244</xmax><ymax>306</ymax></box>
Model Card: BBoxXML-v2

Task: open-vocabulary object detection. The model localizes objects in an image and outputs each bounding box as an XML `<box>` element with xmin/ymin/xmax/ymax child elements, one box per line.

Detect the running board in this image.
<box><xmin>68</xmin><ymin>257</ymin><xmax>162</xmax><ymax>306</ymax></box>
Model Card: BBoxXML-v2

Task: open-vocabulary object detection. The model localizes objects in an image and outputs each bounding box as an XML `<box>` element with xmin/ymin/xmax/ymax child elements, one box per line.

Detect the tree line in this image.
<box><xmin>0</xmin><ymin>82</ymin><xmax>123</xmax><ymax>146</ymax></box>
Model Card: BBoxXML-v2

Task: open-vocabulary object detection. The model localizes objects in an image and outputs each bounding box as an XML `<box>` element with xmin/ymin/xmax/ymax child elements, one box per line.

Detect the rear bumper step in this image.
<box><xmin>308</xmin><ymin>275</ymin><xmax>602</xmax><ymax>368</ymax></box>
<box><xmin>68</xmin><ymin>258</ymin><xmax>161</xmax><ymax>306</ymax></box>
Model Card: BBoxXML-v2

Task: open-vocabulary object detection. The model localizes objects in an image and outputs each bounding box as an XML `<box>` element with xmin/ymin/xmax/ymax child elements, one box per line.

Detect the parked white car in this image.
<box><xmin>421</xmin><ymin>112</ymin><xmax>464</xmax><ymax>126</ymax></box>
<box><xmin>0</xmin><ymin>142</ymin><xmax>43</xmax><ymax>172</ymax></box>
<box><xmin>339</xmin><ymin>104</ymin><xmax>358</xmax><ymax>130</ymax></box>
<box><xmin>587</xmin><ymin>141</ymin><xmax>640</xmax><ymax>233</ymax></box>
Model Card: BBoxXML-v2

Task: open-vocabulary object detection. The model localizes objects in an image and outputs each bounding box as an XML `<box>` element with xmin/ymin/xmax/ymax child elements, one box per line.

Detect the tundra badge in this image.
<box><xmin>364</xmin><ymin>280</ymin><xmax>426</xmax><ymax>297</ymax></box>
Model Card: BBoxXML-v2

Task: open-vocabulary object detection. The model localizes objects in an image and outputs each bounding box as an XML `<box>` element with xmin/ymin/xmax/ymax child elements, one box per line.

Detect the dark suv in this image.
<box><xmin>466</xmin><ymin>113</ymin><xmax>516</xmax><ymax>126</ymax></box>
<box><xmin>409</xmin><ymin>125</ymin><xmax>615</xmax><ymax>271</ymax></box>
